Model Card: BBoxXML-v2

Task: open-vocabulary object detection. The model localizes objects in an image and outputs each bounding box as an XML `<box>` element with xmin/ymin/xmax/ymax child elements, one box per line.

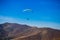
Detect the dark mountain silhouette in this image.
<box><xmin>0</xmin><ymin>22</ymin><xmax>60</xmax><ymax>40</ymax></box>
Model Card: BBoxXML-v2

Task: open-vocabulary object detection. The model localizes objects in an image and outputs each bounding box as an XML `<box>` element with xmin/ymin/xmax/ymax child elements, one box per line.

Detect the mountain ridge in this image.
<box><xmin>0</xmin><ymin>22</ymin><xmax>60</xmax><ymax>40</ymax></box>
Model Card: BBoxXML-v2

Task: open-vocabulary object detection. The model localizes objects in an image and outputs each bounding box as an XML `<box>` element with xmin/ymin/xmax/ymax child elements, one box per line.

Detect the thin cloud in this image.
<box><xmin>0</xmin><ymin>16</ymin><xmax>20</xmax><ymax>23</ymax></box>
<box><xmin>0</xmin><ymin>16</ymin><xmax>30</xmax><ymax>24</ymax></box>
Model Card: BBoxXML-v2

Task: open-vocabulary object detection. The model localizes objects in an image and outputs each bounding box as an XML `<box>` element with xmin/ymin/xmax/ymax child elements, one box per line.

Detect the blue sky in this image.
<box><xmin>0</xmin><ymin>0</ymin><xmax>60</xmax><ymax>29</ymax></box>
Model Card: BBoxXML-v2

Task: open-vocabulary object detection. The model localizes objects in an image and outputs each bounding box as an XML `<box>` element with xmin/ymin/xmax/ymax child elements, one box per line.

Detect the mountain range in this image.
<box><xmin>0</xmin><ymin>22</ymin><xmax>60</xmax><ymax>40</ymax></box>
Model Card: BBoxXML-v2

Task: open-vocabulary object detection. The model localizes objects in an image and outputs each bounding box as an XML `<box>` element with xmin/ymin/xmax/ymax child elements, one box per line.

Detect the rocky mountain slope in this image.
<box><xmin>0</xmin><ymin>22</ymin><xmax>60</xmax><ymax>40</ymax></box>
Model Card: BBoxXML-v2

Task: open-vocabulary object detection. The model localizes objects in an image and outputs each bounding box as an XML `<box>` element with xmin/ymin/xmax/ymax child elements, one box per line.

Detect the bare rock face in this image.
<box><xmin>0</xmin><ymin>22</ymin><xmax>60</xmax><ymax>40</ymax></box>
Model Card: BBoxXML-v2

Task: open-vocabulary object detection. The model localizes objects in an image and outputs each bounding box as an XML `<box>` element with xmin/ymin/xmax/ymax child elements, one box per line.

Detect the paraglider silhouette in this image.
<box><xmin>23</xmin><ymin>8</ymin><xmax>32</xmax><ymax>21</ymax></box>
<box><xmin>26</xmin><ymin>18</ymin><xmax>30</xmax><ymax>20</ymax></box>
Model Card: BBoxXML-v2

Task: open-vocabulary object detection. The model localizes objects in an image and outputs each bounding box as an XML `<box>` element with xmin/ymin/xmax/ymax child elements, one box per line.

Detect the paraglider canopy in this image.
<box><xmin>23</xmin><ymin>9</ymin><xmax>32</xmax><ymax>13</ymax></box>
<box><xmin>23</xmin><ymin>8</ymin><xmax>32</xmax><ymax>21</ymax></box>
